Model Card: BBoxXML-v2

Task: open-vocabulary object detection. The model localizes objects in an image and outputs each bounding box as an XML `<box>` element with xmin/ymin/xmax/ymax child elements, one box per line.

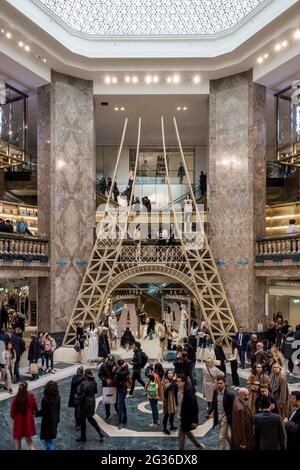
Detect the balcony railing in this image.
<box><xmin>0</xmin><ymin>232</ymin><xmax>48</xmax><ymax>263</ymax></box>
<box><xmin>256</xmin><ymin>233</ymin><xmax>300</xmax><ymax>262</ymax></box>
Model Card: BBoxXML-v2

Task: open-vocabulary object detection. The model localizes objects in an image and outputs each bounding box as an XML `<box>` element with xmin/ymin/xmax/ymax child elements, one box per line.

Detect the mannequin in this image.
<box><xmin>108</xmin><ymin>311</ymin><xmax>118</xmax><ymax>350</ymax></box>
<box><xmin>178</xmin><ymin>304</ymin><xmax>189</xmax><ymax>339</ymax></box>
<box><xmin>164</xmin><ymin>305</ymin><xmax>174</xmax><ymax>331</ymax></box>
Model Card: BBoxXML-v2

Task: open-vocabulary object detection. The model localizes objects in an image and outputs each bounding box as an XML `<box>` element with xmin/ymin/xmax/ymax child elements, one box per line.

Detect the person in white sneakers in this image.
<box><xmin>42</xmin><ymin>333</ymin><xmax>56</xmax><ymax>374</ymax></box>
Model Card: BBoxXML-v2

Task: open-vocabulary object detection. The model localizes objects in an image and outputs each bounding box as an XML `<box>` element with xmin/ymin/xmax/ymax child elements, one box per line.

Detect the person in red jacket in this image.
<box><xmin>10</xmin><ymin>381</ymin><xmax>37</xmax><ymax>450</ymax></box>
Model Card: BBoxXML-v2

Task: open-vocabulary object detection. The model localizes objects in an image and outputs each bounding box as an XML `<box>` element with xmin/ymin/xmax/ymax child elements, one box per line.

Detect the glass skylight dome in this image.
<box><xmin>36</xmin><ymin>0</ymin><xmax>270</xmax><ymax>37</ymax></box>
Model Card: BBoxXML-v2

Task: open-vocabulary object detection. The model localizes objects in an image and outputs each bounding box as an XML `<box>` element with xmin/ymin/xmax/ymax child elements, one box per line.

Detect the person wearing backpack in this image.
<box><xmin>145</xmin><ymin>373</ymin><xmax>162</xmax><ymax>427</ymax></box>
<box><xmin>128</xmin><ymin>341</ymin><xmax>147</xmax><ymax>397</ymax></box>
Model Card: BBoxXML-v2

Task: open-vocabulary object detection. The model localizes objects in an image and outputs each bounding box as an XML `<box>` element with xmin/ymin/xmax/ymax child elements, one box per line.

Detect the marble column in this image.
<box><xmin>209</xmin><ymin>70</ymin><xmax>266</xmax><ymax>331</ymax></box>
<box><xmin>37</xmin><ymin>71</ymin><xmax>95</xmax><ymax>339</ymax></box>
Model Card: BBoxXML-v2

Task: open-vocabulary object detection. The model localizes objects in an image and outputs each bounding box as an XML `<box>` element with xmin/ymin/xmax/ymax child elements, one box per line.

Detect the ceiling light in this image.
<box><xmin>263</xmin><ymin>53</ymin><xmax>269</xmax><ymax>59</ymax></box>
<box><xmin>177</xmin><ymin>107</ymin><xmax>181</xmax><ymax>110</ymax></box>
<box><xmin>153</xmin><ymin>76</ymin><xmax>159</xmax><ymax>83</ymax></box>
<box><xmin>18</xmin><ymin>41</ymin><xmax>24</xmax><ymax>47</ymax></box>
<box><xmin>43</xmin><ymin>58</ymin><xmax>47</xmax><ymax>63</ymax></box>
<box><xmin>1</xmin><ymin>29</ymin><xmax>4</xmax><ymax>34</ymax></box>
<box><xmin>112</xmin><ymin>77</ymin><xmax>118</xmax><ymax>83</ymax></box>
<box><xmin>183</xmin><ymin>107</ymin><xmax>187</xmax><ymax>111</ymax></box>
<box><xmin>257</xmin><ymin>56</ymin><xmax>263</xmax><ymax>64</ymax></box>
<box><xmin>124</xmin><ymin>76</ymin><xmax>131</xmax><ymax>83</ymax></box>
<box><xmin>5</xmin><ymin>32</ymin><xmax>12</xmax><ymax>39</ymax></box>
<box><xmin>193</xmin><ymin>75</ymin><xmax>201</xmax><ymax>84</ymax></box>
<box><xmin>274</xmin><ymin>43</ymin><xmax>281</xmax><ymax>51</ymax></box>
<box><xmin>294</xmin><ymin>30</ymin><xmax>300</xmax><ymax>39</ymax></box>
<box><xmin>145</xmin><ymin>76</ymin><xmax>152</xmax><ymax>84</ymax></box>
<box><xmin>132</xmin><ymin>76</ymin><xmax>138</xmax><ymax>83</ymax></box>
<box><xmin>104</xmin><ymin>76</ymin><xmax>111</xmax><ymax>84</ymax></box>
<box><xmin>24</xmin><ymin>45</ymin><xmax>30</xmax><ymax>52</ymax></box>
<box><xmin>167</xmin><ymin>77</ymin><xmax>172</xmax><ymax>83</ymax></box>
<box><xmin>114</xmin><ymin>107</ymin><xmax>119</xmax><ymax>111</ymax></box>
<box><xmin>281</xmin><ymin>40</ymin><xmax>288</xmax><ymax>47</ymax></box>
<box><xmin>120</xmin><ymin>107</ymin><xmax>125</xmax><ymax>111</ymax></box>
<box><xmin>173</xmin><ymin>75</ymin><xmax>180</xmax><ymax>84</ymax></box>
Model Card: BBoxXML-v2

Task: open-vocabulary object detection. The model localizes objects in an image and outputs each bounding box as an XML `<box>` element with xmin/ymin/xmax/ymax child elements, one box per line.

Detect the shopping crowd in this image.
<box><xmin>3</xmin><ymin>317</ymin><xmax>300</xmax><ymax>451</ymax></box>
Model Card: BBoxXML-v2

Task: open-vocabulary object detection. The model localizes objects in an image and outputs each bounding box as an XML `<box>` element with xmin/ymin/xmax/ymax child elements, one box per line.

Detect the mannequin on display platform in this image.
<box><xmin>108</xmin><ymin>311</ymin><xmax>118</xmax><ymax>350</ymax></box>
<box><xmin>178</xmin><ymin>304</ymin><xmax>189</xmax><ymax>339</ymax></box>
<box><xmin>164</xmin><ymin>305</ymin><xmax>174</xmax><ymax>331</ymax></box>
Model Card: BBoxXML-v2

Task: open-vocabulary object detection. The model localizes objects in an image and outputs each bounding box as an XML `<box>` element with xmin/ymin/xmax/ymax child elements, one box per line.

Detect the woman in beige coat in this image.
<box><xmin>247</xmin><ymin>363</ymin><xmax>270</xmax><ymax>415</ymax></box>
<box><xmin>269</xmin><ymin>362</ymin><xmax>290</xmax><ymax>420</ymax></box>
<box><xmin>203</xmin><ymin>358</ymin><xmax>225</xmax><ymax>411</ymax></box>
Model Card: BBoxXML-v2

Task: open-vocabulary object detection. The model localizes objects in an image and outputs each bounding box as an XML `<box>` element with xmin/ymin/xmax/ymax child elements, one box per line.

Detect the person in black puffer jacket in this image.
<box><xmin>76</xmin><ymin>369</ymin><xmax>105</xmax><ymax>443</ymax></box>
<box><xmin>98</xmin><ymin>355</ymin><xmax>117</xmax><ymax>421</ymax></box>
<box><xmin>28</xmin><ymin>333</ymin><xmax>41</xmax><ymax>379</ymax></box>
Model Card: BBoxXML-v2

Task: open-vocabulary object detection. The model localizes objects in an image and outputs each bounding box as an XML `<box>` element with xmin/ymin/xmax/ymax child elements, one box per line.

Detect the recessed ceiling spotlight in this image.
<box><xmin>145</xmin><ymin>75</ymin><xmax>152</xmax><ymax>84</ymax></box>
<box><xmin>281</xmin><ymin>40</ymin><xmax>288</xmax><ymax>47</ymax></box>
<box><xmin>183</xmin><ymin>106</ymin><xmax>187</xmax><ymax>111</ymax></box>
<box><xmin>177</xmin><ymin>107</ymin><xmax>181</xmax><ymax>110</ymax></box>
<box><xmin>18</xmin><ymin>41</ymin><xmax>24</xmax><ymax>47</ymax></box>
<box><xmin>153</xmin><ymin>76</ymin><xmax>159</xmax><ymax>83</ymax></box>
<box><xmin>173</xmin><ymin>75</ymin><xmax>180</xmax><ymax>84</ymax></box>
<box><xmin>114</xmin><ymin>107</ymin><xmax>119</xmax><ymax>111</ymax></box>
<box><xmin>294</xmin><ymin>29</ymin><xmax>300</xmax><ymax>39</ymax></box>
<box><xmin>24</xmin><ymin>45</ymin><xmax>30</xmax><ymax>52</ymax></box>
<box><xmin>120</xmin><ymin>107</ymin><xmax>125</xmax><ymax>111</ymax></box>
<box><xmin>111</xmin><ymin>77</ymin><xmax>118</xmax><ymax>83</ymax></box>
<box><xmin>166</xmin><ymin>77</ymin><xmax>172</xmax><ymax>83</ymax></box>
<box><xmin>1</xmin><ymin>29</ymin><xmax>4</xmax><ymax>34</ymax></box>
<box><xmin>104</xmin><ymin>76</ymin><xmax>111</xmax><ymax>84</ymax></box>
<box><xmin>132</xmin><ymin>76</ymin><xmax>138</xmax><ymax>83</ymax></box>
<box><xmin>124</xmin><ymin>76</ymin><xmax>131</xmax><ymax>83</ymax></box>
<box><xmin>5</xmin><ymin>32</ymin><xmax>12</xmax><ymax>39</ymax></box>
<box><xmin>263</xmin><ymin>53</ymin><xmax>269</xmax><ymax>59</ymax></box>
<box><xmin>274</xmin><ymin>43</ymin><xmax>282</xmax><ymax>51</ymax></box>
<box><xmin>257</xmin><ymin>56</ymin><xmax>264</xmax><ymax>64</ymax></box>
<box><xmin>43</xmin><ymin>58</ymin><xmax>47</xmax><ymax>63</ymax></box>
<box><xmin>193</xmin><ymin>75</ymin><xmax>201</xmax><ymax>84</ymax></box>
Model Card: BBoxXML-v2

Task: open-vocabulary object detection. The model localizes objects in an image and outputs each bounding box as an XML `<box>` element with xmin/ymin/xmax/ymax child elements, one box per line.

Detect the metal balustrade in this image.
<box><xmin>0</xmin><ymin>232</ymin><xmax>48</xmax><ymax>263</ymax></box>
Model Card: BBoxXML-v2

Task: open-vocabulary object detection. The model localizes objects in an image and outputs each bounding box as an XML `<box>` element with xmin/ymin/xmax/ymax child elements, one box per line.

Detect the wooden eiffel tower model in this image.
<box><xmin>63</xmin><ymin>117</ymin><xmax>237</xmax><ymax>346</ymax></box>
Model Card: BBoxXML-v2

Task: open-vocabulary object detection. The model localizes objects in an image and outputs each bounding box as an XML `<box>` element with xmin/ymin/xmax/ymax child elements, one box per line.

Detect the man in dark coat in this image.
<box><xmin>246</xmin><ymin>334</ymin><xmax>258</xmax><ymax>368</ymax></box>
<box><xmin>128</xmin><ymin>341</ymin><xmax>146</xmax><ymax>396</ymax></box>
<box><xmin>68</xmin><ymin>366</ymin><xmax>85</xmax><ymax>430</ymax></box>
<box><xmin>285</xmin><ymin>391</ymin><xmax>300</xmax><ymax>450</ymax></box>
<box><xmin>176</xmin><ymin>374</ymin><xmax>205</xmax><ymax>450</ymax></box>
<box><xmin>0</xmin><ymin>305</ymin><xmax>8</xmax><ymax>330</ymax></box>
<box><xmin>209</xmin><ymin>376</ymin><xmax>235</xmax><ymax>450</ymax></box>
<box><xmin>11</xmin><ymin>330</ymin><xmax>26</xmax><ymax>382</ymax></box>
<box><xmin>234</xmin><ymin>326</ymin><xmax>250</xmax><ymax>368</ymax></box>
<box><xmin>231</xmin><ymin>388</ymin><xmax>255</xmax><ymax>450</ymax></box>
<box><xmin>255</xmin><ymin>385</ymin><xmax>278</xmax><ymax>413</ymax></box>
<box><xmin>266</xmin><ymin>322</ymin><xmax>277</xmax><ymax>346</ymax></box>
<box><xmin>254</xmin><ymin>396</ymin><xmax>286</xmax><ymax>450</ymax></box>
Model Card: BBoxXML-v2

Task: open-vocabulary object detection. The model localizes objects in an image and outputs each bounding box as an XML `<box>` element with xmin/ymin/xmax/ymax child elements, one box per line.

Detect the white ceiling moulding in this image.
<box><xmin>4</xmin><ymin>0</ymin><xmax>298</xmax><ymax>59</ymax></box>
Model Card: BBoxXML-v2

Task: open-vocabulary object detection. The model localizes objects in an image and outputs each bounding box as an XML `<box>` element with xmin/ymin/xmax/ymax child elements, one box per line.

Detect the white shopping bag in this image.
<box><xmin>102</xmin><ymin>387</ymin><xmax>117</xmax><ymax>404</ymax></box>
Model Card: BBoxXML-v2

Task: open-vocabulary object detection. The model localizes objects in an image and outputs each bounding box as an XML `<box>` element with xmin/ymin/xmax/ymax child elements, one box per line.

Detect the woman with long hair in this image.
<box><xmin>227</xmin><ymin>340</ymin><xmax>240</xmax><ymax>388</ymax></box>
<box><xmin>247</xmin><ymin>363</ymin><xmax>270</xmax><ymax>415</ymax></box>
<box><xmin>76</xmin><ymin>369</ymin><xmax>105</xmax><ymax>443</ymax></box>
<box><xmin>270</xmin><ymin>344</ymin><xmax>284</xmax><ymax>368</ymax></box>
<box><xmin>162</xmin><ymin>369</ymin><xmax>178</xmax><ymax>434</ymax></box>
<box><xmin>4</xmin><ymin>341</ymin><xmax>15</xmax><ymax>393</ymax></box>
<box><xmin>270</xmin><ymin>362</ymin><xmax>290</xmax><ymax>420</ymax></box>
<box><xmin>36</xmin><ymin>381</ymin><xmax>60</xmax><ymax>450</ymax></box>
<box><xmin>10</xmin><ymin>381</ymin><xmax>37</xmax><ymax>450</ymax></box>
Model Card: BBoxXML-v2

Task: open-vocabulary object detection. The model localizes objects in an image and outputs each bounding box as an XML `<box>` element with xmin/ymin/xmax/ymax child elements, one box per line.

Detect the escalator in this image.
<box><xmin>267</xmin><ymin>162</ymin><xmax>300</xmax><ymax>204</ymax></box>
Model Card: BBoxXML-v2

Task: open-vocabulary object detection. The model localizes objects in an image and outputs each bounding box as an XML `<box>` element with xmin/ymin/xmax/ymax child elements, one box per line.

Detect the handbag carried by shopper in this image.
<box><xmin>74</xmin><ymin>341</ymin><xmax>80</xmax><ymax>353</ymax></box>
<box><xmin>102</xmin><ymin>387</ymin><xmax>117</xmax><ymax>404</ymax></box>
<box><xmin>29</xmin><ymin>362</ymin><xmax>39</xmax><ymax>375</ymax></box>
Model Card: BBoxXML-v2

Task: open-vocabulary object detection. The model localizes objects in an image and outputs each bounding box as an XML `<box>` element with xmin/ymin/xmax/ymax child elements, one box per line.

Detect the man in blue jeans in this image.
<box><xmin>115</xmin><ymin>360</ymin><xmax>129</xmax><ymax>429</ymax></box>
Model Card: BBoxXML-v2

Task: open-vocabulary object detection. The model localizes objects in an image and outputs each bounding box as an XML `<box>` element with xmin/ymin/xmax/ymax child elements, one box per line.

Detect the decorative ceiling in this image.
<box><xmin>36</xmin><ymin>0</ymin><xmax>270</xmax><ymax>37</ymax></box>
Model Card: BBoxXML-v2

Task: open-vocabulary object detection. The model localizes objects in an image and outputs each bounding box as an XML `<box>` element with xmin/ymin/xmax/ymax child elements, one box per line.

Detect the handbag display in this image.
<box><xmin>29</xmin><ymin>362</ymin><xmax>39</xmax><ymax>375</ymax></box>
<box><xmin>102</xmin><ymin>386</ymin><xmax>117</xmax><ymax>404</ymax></box>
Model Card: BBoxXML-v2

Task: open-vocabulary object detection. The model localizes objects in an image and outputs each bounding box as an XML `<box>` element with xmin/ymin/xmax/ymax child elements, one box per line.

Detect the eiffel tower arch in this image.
<box><xmin>63</xmin><ymin>117</ymin><xmax>237</xmax><ymax>346</ymax></box>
